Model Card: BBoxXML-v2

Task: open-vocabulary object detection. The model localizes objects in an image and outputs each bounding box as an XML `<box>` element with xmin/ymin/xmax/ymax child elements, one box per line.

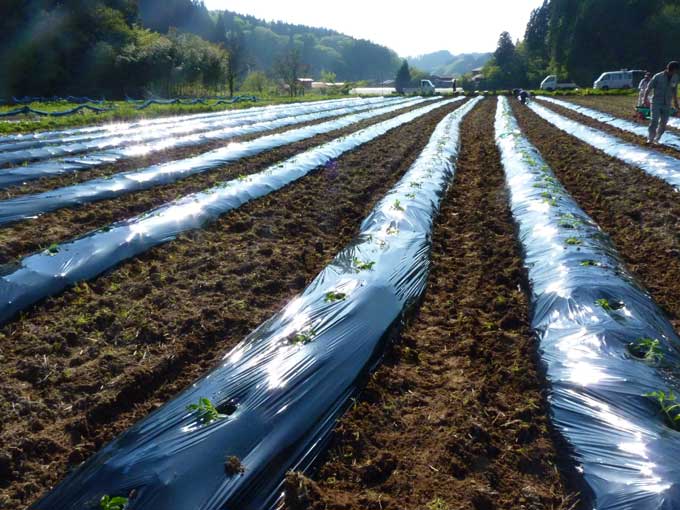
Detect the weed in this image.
<box><xmin>409</xmin><ymin>181</ymin><xmax>422</xmax><ymax>188</ymax></box>
<box><xmin>628</xmin><ymin>338</ymin><xmax>664</xmax><ymax>362</ymax></box>
<box><xmin>426</xmin><ymin>497</ymin><xmax>449</xmax><ymax>510</ymax></box>
<box><xmin>580</xmin><ymin>260</ymin><xmax>598</xmax><ymax>267</ymax></box>
<box><xmin>324</xmin><ymin>291</ymin><xmax>347</xmax><ymax>302</ymax></box>
<box><xmin>353</xmin><ymin>257</ymin><xmax>375</xmax><ymax>271</ymax></box>
<box><xmin>46</xmin><ymin>243</ymin><xmax>60</xmax><ymax>255</ymax></box>
<box><xmin>100</xmin><ymin>495</ymin><xmax>128</xmax><ymax>510</ymax></box>
<box><xmin>392</xmin><ymin>199</ymin><xmax>404</xmax><ymax>211</ymax></box>
<box><xmin>386</xmin><ymin>226</ymin><xmax>399</xmax><ymax>235</ymax></box>
<box><xmin>237</xmin><ymin>174</ymin><xmax>248</xmax><ymax>181</ymax></box>
<box><xmin>186</xmin><ymin>397</ymin><xmax>223</xmax><ymax>424</ymax></box>
<box><xmin>645</xmin><ymin>390</ymin><xmax>680</xmax><ymax>430</ymax></box>
<box><xmin>565</xmin><ymin>237</ymin><xmax>581</xmax><ymax>246</ymax></box>
<box><xmin>405</xmin><ymin>192</ymin><xmax>416</xmax><ymax>199</ymax></box>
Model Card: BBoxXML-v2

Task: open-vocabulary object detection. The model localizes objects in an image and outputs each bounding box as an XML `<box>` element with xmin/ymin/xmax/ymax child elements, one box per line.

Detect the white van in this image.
<box><xmin>594</xmin><ymin>70</ymin><xmax>646</xmax><ymax>90</ymax></box>
<box><xmin>540</xmin><ymin>75</ymin><xmax>577</xmax><ymax>91</ymax></box>
<box><xmin>420</xmin><ymin>79</ymin><xmax>436</xmax><ymax>95</ymax></box>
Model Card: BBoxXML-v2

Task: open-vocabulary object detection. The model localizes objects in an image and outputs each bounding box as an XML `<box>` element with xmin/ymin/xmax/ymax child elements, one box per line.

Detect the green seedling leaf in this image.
<box><xmin>392</xmin><ymin>199</ymin><xmax>404</xmax><ymax>211</ymax></box>
<box><xmin>353</xmin><ymin>257</ymin><xmax>375</xmax><ymax>271</ymax></box>
<box><xmin>645</xmin><ymin>389</ymin><xmax>680</xmax><ymax>430</ymax></box>
<box><xmin>291</xmin><ymin>329</ymin><xmax>316</xmax><ymax>345</ymax></box>
<box><xmin>565</xmin><ymin>237</ymin><xmax>581</xmax><ymax>246</ymax></box>
<box><xmin>628</xmin><ymin>337</ymin><xmax>664</xmax><ymax>363</ymax></box>
<box><xmin>595</xmin><ymin>298</ymin><xmax>624</xmax><ymax>311</ymax></box>
<box><xmin>186</xmin><ymin>397</ymin><xmax>223</xmax><ymax>424</ymax></box>
<box><xmin>324</xmin><ymin>291</ymin><xmax>347</xmax><ymax>302</ymax></box>
<box><xmin>46</xmin><ymin>243</ymin><xmax>60</xmax><ymax>255</ymax></box>
<box><xmin>100</xmin><ymin>495</ymin><xmax>128</xmax><ymax>510</ymax></box>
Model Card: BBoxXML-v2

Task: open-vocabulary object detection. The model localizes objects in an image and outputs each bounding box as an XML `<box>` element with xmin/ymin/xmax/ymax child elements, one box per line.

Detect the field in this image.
<box><xmin>0</xmin><ymin>94</ymin><xmax>351</xmax><ymax>136</ymax></box>
<box><xmin>2</xmin><ymin>92</ymin><xmax>680</xmax><ymax>510</ymax></box>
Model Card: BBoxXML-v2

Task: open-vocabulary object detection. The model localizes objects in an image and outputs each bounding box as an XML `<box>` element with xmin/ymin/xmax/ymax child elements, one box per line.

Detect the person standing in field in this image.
<box><xmin>644</xmin><ymin>61</ymin><xmax>680</xmax><ymax>144</ymax></box>
<box><xmin>637</xmin><ymin>71</ymin><xmax>652</xmax><ymax>107</ymax></box>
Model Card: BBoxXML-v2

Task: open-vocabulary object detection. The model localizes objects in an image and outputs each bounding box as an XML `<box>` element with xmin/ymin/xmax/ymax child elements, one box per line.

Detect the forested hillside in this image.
<box><xmin>138</xmin><ymin>0</ymin><xmax>400</xmax><ymax>82</ymax></box>
<box><xmin>470</xmin><ymin>0</ymin><xmax>680</xmax><ymax>90</ymax></box>
<box><xmin>0</xmin><ymin>0</ymin><xmax>401</xmax><ymax>99</ymax></box>
<box><xmin>0</xmin><ymin>0</ymin><xmax>230</xmax><ymax>98</ymax></box>
<box><xmin>407</xmin><ymin>51</ymin><xmax>491</xmax><ymax>77</ymax></box>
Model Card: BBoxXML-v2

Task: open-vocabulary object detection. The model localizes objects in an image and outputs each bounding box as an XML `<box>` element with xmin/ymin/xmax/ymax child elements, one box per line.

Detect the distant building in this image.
<box><xmin>297</xmin><ymin>78</ymin><xmax>314</xmax><ymax>90</ymax></box>
<box><xmin>471</xmin><ymin>67</ymin><xmax>485</xmax><ymax>83</ymax></box>
<box><xmin>311</xmin><ymin>81</ymin><xmax>346</xmax><ymax>89</ymax></box>
<box><xmin>429</xmin><ymin>75</ymin><xmax>454</xmax><ymax>87</ymax></box>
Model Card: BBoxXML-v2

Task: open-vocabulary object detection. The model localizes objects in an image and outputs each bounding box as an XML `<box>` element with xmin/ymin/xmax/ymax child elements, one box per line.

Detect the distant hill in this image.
<box><xmin>139</xmin><ymin>0</ymin><xmax>401</xmax><ymax>82</ymax></box>
<box><xmin>407</xmin><ymin>51</ymin><xmax>492</xmax><ymax>77</ymax></box>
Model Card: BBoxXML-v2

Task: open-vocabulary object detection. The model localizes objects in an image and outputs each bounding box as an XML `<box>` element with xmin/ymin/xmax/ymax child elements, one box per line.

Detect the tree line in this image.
<box><xmin>0</xmin><ymin>0</ymin><xmax>401</xmax><ymax>99</ymax></box>
<box><xmin>464</xmin><ymin>0</ymin><xmax>680</xmax><ymax>91</ymax></box>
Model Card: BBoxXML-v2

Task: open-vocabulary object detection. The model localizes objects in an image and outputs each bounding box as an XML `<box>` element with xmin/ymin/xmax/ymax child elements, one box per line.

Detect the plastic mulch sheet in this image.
<box><xmin>0</xmin><ymin>97</ymin><xmax>374</xmax><ymax>148</ymax></box>
<box><xmin>536</xmin><ymin>96</ymin><xmax>680</xmax><ymax>151</ymax></box>
<box><xmin>497</xmin><ymin>96</ymin><xmax>680</xmax><ymax>510</ymax></box>
<box><xmin>0</xmin><ymin>98</ymin><xmax>464</xmax><ymax>325</ymax></box>
<box><xmin>0</xmin><ymin>98</ymin><xmax>432</xmax><ymax>223</ymax></box>
<box><xmin>528</xmin><ymin>100</ymin><xmax>680</xmax><ymax>190</ymax></box>
<box><xmin>0</xmin><ymin>97</ymin><xmax>395</xmax><ymax>159</ymax></box>
<box><xmin>31</xmin><ymin>96</ymin><xmax>481</xmax><ymax>510</ymax></box>
<box><xmin>0</xmin><ymin>97</ymin><xmax>404</xmax><ymax>171</ymax></box>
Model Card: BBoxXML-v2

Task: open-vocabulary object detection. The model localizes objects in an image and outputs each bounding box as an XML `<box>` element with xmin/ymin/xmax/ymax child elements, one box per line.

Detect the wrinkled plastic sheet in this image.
<box><xmin>0</xmin><ymin>97</ymin><xmax>464</xmax><ymax>324</ymax></box>
<box><xmin>536</xmin><ymin>96</ymin><xmax>680</xmax><ymax>151</ymax></box>
<box><xmin>496</xmin><ymin>96</ymin><xmax>680</xmax><ymax>510</ymax></box>
<box><xmin>528</xmin><ymin>101</ymin><xmax>680</xmax><ymax>190</ymax></box>
<box><xmin>0</xmin><ymin>97</ymin><xmax>373</xmax><ymax>148</ymax></box>
<box><xmin>0</xmin><ymin>98</ymin><xmax>430</xmax><ymax>224</ymax></box>
<box><xmin>0</xmin><ymin>103</ymin><xmax>114</xmax><ymax>118</ymax></box>
<box><xmin>11</xmin><ymin>95</ymin><xmax>106</xmax><ymax>104</ymax></box>
<box><xmin>135</xmin><ymin>96</ymin><xmax>257</xmax><ymax>109</ymax></box>
<box><xmin>31</xmin><ymin>95</ymin><xmax>480</xmax><ymax>510</ymax></box>
<box><xmin>0</xmin><ymin>97</ymin><xmax>402</xmax><ymax>166</ymax></box>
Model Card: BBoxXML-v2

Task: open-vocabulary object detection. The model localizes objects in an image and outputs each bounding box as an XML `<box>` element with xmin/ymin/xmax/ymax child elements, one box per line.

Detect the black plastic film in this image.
<box><xmin>496</xmin><ymin>96</ymin><xmax>680</xmax><ymax>509</ymax></box>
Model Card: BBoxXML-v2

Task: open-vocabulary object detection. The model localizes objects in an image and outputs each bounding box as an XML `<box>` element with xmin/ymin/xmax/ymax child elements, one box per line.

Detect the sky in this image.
<box><xmin>203</xmin><ymin>0</ymin><xmax>544</xmax><ymax>57</ymax></box>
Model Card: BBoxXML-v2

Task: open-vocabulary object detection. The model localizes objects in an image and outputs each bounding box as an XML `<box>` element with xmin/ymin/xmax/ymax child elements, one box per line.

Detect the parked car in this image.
<box><xmin>593</xmin><ymin>69</ymin><xmax>646</xmax><ymax>90</ymax></box>
<box><xmin>540</xmin><ymin>75</ymin><xmax>578</xmax><ymax>91</ymax></box>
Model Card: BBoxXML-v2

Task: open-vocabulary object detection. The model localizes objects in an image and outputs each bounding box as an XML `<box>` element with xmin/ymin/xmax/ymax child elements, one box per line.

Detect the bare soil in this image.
<box><xmin>0</xmin><ymin>100</ymin><xmax>462</xmax><ymax>510</ymax></box>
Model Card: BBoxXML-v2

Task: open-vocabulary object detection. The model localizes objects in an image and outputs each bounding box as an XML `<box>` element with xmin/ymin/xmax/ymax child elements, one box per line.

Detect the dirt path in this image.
<box><xmin>0</xmin><ymin>101</ymin><xmax>463</xmax><ymax>510</ymax></box>
<box><xmin>512</xmin><ymin>100</ymin><xmax>680</xmax><ymax>331</ymax></box>
<box><xmin>0</xmin><ymin>101</ymin><xmax>436</xmax><ymax>265</ymax></box>
<box><xmin>286</xmin><ymin>98</ymin><xmax>578</xmax><ymax>510</ymax></box>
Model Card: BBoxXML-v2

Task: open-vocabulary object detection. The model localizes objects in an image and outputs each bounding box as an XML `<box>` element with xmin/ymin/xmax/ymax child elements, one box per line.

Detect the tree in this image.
<box><xmin>320</xmin><ymin>70</ymin><xmax>336</xmax><ymax>83</ymax></box>
<box><xmin>241</xmin><ymin>70</ymin><xmax>269</xmax><ymax>93</ymax></box>
<box><xmin>275</xmin><ymin>46</ymin><xmax>308</xmax><ymax>97</ymax></box>
<box><xmin>395</xmin><ymin>59</ymin><xmax>410</xmax><ymax>94</ymax></box>
<box><xmin>494</xmin><ymin>32</ymin><xmax>516</xmax><ymax>71</ymax></box>
<box><xmin>224</xmin><ymin>28</ymin><xmax>245</xmax><ymax>97</ymax></box>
